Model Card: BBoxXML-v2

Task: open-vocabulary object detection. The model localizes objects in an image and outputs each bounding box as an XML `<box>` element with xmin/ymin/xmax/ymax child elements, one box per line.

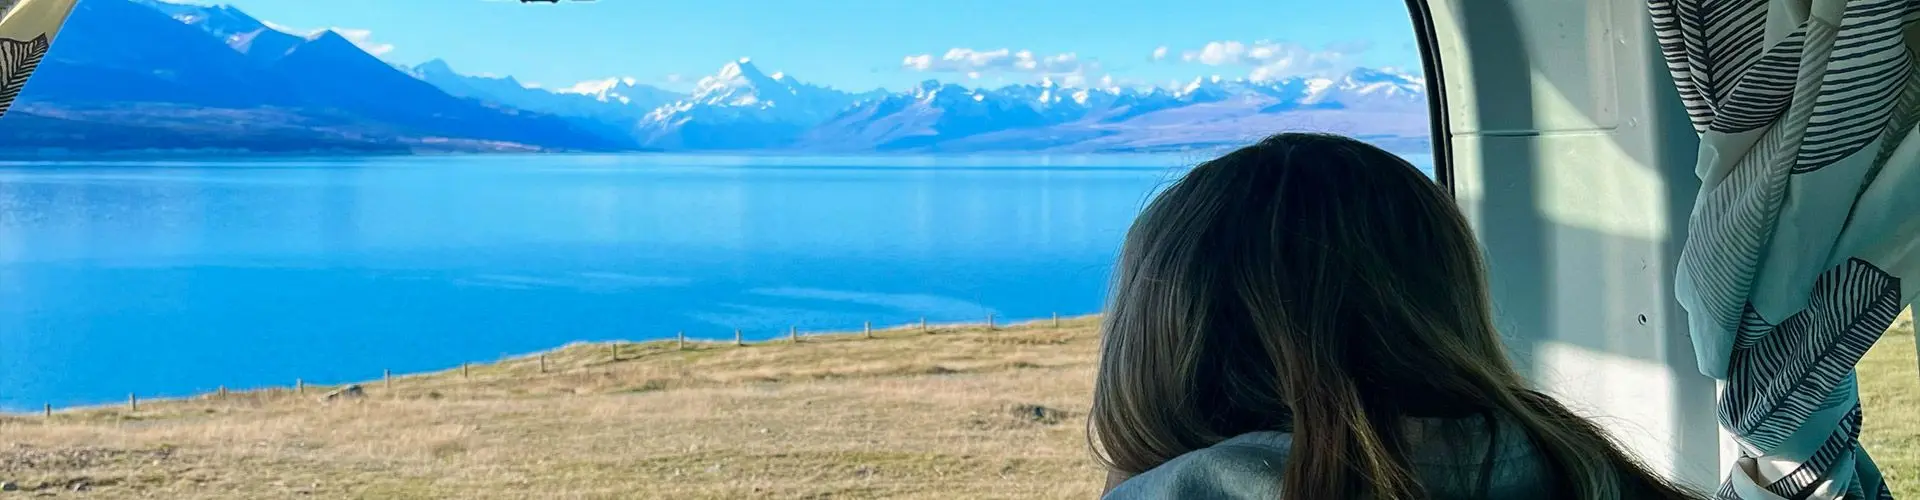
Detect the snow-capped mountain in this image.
<box><xmin>986</xmin><ymin>78</ymin><xmax>1122</xmax><ymax>122</ymax></box>
<box><xmin>800</xmin><ymin>80</ymin><xmax>1053</xmax><ymax>151</ymax></box>
<box><xmin>411</xmin><ymin>59</ymin><xmax>684</xmax><ymax>123</ymax></box>
<box><xmin>1315</xmin><ymin>67</ymin><xmax>1427</xmax><ymax>110</ymax></box>
<box><xmin>397</xmin><ymin>55</ymin><xmax>1432</xmax><ymax>152</ymax></box>
<box><xmin>634</xmin><ymin>58</ymin><xmax>876</xmax><ymax>149</ymax></box>
<box><xmin>555</xmin><ymin>77</ymin><xmax>685</xmax><ymax>111</ymax></box>
<box><xmin>792</xmin><ymin>69</ymin><xmax>1429</xmax><ymax>152</ymax></box>
<box><xmin>658</xmin><ymin>58</ymin><xmax>864</xmax><ymax>124</ymax></box>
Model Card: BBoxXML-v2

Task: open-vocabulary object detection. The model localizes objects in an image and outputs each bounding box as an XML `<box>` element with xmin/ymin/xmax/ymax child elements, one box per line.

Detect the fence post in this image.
<box><xmin>218</xmin><ymin>386</ymin><xmax>227</xmax><ymax>399</ymax></box>
<box><xmin>296</xmin><ymin>378</ymin><xmax>304</xmax><ymax>394</ymax></box>
<box><xmin>610</xmin><ymin>343</ymin><xmax>619</xmax><ymax>361</ymax></box>
<box><xmin>539</xmin><ymin>354</ymin><xmax>548</xmax><ymax>373</ymax></box>
<box><xmin>987</xmin><ymin>313</ymin><xmax>995</xmax><ymax>330</ymax></box>
<box><xmin>1053</xmin><ymin>312</ymin><xmax>1059</xmax><ymax>328</ymax></box>
<box><xmin>127</xmin><ymin>393</ymin><xmax>137</xmax><ymax>412</ymax></box>
<box><xmin>43</xmin><ymin>403</ymin><xmax>50</xmax><ymax>418</ymax></box>
<box><xmin>735</xmin><ymin>329</ymin><xmax>743</xmax><ymax>346</ymax></box>
<box><xmin>865</xmin><ymin>321</ymin><xmax>872</xmax><ymax>339</ymax></box>
<box><xmin>920</xmin><ymin>317</ymin><xmax>928</xmax><ymax>333</ymax></box>
<box><xmin>789</xmin><ymin>325</ymin><xmax>798</xmax><ymax>343</ymax></box>
<box><xmin>462</xmin><ymin>363</ymin><xmax>470</xmax><ymax>379</ymax></box>
<box><xmin>383</xmin><ymin>369</ymin><xmax>392</xmax><ymax>391</ymax></box>
<box><xmin>677</xmin><ymin>331</ymin><xmax>686</xmax><ymax>350</ymax></box>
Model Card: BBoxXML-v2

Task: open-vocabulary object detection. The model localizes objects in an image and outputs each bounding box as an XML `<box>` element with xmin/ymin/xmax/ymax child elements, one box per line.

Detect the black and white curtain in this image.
<box><xmin>0</xmin><ymin>0</ymin><xmax>76</xmax><ymax>118</ymax></box>
<box><xmin>1652</xmin><ymin>0</ymin><xmax>1920</xmax><ymax>498</ymax></box>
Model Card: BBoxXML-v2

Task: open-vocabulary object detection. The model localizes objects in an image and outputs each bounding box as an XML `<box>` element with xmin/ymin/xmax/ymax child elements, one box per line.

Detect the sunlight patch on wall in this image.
<box><xmin>1534</xmin><ymin>340</ymin><xmax>1684</xmax><ymax>478</ymax></box>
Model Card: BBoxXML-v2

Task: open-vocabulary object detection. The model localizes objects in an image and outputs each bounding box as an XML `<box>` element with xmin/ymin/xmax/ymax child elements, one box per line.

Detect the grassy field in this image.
<box><xmin>0</xmin><ymin>312</ymin><xmax>1914</xmax><ymax>499</ymax></box>
<box><xmin>1861</xmin><ymin>308</ymin><xmax>1918</xmax><ymax>497</ymax></box>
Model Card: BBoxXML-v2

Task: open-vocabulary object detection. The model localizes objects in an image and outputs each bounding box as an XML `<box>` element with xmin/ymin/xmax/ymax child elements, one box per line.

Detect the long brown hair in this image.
<box><xmin>1088</xmin><ymin>133</ymin><xmax>1700</xmax><ymax>499</ymax></box>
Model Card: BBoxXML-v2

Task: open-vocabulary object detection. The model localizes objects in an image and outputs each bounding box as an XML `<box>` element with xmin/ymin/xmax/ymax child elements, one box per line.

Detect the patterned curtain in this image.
<box><xmin>1651</xmin><ymin>0</ymin><xmax>1920</xmax><ymax>498</ymax></box>
<box><xmin>0</xmin><ymin>0</ymin><xmax>78</xmax><ymax>118</ymax></box>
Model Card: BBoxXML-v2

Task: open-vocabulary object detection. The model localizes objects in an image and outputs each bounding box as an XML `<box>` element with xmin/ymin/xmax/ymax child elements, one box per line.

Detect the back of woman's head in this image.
<box><xmin>1089</xmin><ymin>133</ymin><xmax>1699</xmax><ymax>499</ymax></box>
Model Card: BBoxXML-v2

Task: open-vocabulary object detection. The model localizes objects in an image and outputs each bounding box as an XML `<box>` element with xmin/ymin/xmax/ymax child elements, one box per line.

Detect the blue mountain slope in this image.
<box><xmin>21</xmin><ymin>0</ymin><xmax>295</xmax><ymax>107</ymax></box>
<box><xmin>134</xmin><ymin>0</ymin><xmax>304</xmax><ymax>63</ymax></box>
<box><xmin>412</xmin><ymin>59</ymin><xmax>684</xmax><ymax>124</ymax></box>
<box><xmin>264</xmin><ymin>31</ymin><xmax>632</xmax><ymax>150</ymax></box>
<box><xmin>12</xmin><ymin>0</ymin><xmax>636</xmax><ymax>152</ymax></box>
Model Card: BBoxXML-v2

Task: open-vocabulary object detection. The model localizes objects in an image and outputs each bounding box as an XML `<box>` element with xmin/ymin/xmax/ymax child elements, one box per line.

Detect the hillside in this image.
<box><xmin>9</xmin><ymin>0</ymin><xmax>637</xmax><ymax>154</ymax></box>
<box><xmin>2</xmin><ymin>312</ymin><xmax>1911</xmax><ymax>499</ymax></box>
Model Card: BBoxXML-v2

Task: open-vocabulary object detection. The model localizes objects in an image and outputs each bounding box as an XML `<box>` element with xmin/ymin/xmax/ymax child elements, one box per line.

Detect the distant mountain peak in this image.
<box><xmin>189</xmin><ymin>5</ymin><xmax>258</xmax><ymax>25</ymax></box>
<box><xmin>638</xmin><ymin>58</ymin><xmax>870</xmax><ymax>148</ymax></box>
<box><xmin>207</xmin><ymin>4</ymin><xmax>252</xmax><ymax>18</ymax></box>
<box><xmin>682</xmin><ymin>57</ymin><xmax>842</xmax><ymax>110</ymax></box>
<box><xmin>410</xmin><ymin>59</ymin><xmax>534</xmax><ymax>93</ymax></box>
<box><xmin>1180</xmin><ymin>75</ymin><xmax>1225</xmax><ymax>93</ymax></box>
<box><xmin>416</xmin><ymin>58</ymin><xmax>457</xmax><ymax>75</ymax></box>
<box><xmin>130</xmin><ymin>0</ymin><xmax>312</xmax><ymax>61</ymax></box>
<box><xmin>296</xmin><ymin>29</ymin><xmax>366</xmax><ymax>55</ymax></box>
<box><xmin>556</xmin><ymin>77</ymin><xmax>657</xmax><ymax>105</ymax></box>
<box><xmin>714</xmin><ymin>58</ymin><xmax>770</xmax><ymax>82</ymax></box>
<box><xmin>1344</xmin><ymin>67</ymin><xmax>1399</xmax><ymax>81</ymax></box>
<box><xmin>561</xmin><ymin>78</ymin><xmax>619</xmax><ymax>94</ymax></box>
<box><xmin>306</xmin><ymin>29</ymin><xmax>348</xmax><ymax>43</ymax></box>
<box><xmin>136</xmin><ymin>0</ymin><xmax>267</xmax><ymax>33</ymax></box>
<box><xmin>1334</xmin><ymin>67</ymin><xmax>1424</xmax><ymax>99</ymax></box>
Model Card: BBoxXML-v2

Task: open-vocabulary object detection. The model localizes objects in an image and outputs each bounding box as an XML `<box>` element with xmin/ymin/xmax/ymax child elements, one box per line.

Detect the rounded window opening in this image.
<box><xmin>0</xmin><ymin>0</ymin><xmax>1437</xmax><ymax>496</ymax></box>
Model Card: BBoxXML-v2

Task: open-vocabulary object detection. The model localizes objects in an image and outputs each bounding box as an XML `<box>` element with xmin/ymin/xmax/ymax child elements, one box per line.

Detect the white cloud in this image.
<box><xmin>259</xmin><ymin>20</ymin><xmax>301</xmax><ymax>32</ymax></box>
<box><xmin>901</xmin><ymin>47</ymin><xmax>1089</xmax><ymax>74</ymax></box>
<box><xmin>1151</xmin><ymin>46</ymin><xmax>1169</xmax><ymax>61</ymax></box>
<box><xmin>1166</xmin><ymin>40</ymin><xmax>1366</xmax><ymax>81</ymax></box>
<box><xmin>327</xmin><ymin>28</ymin><xmax>394</xmax><ymax>56</ymax></box>
<box><xmin>902</xmin><ymin>47</ymin><xmax>1099</xmax><ymax>87</ymax></box>
<box><xmin>664</xmin><ymin>74</ymin><xmax>683</xmax><ymax>83</ymax></box>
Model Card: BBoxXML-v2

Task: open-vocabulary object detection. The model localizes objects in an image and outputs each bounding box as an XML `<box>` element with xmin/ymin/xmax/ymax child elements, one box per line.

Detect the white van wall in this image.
<box><xmin>1420</xmin><ymin>0</ymin><xmax>1723</xmax><ymax>488</ymax></box>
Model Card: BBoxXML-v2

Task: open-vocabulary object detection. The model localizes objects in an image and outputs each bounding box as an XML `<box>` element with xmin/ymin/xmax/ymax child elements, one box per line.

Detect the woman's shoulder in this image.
<box><xmin>1102</xmin><ymin>432</ymin><xmax>1293</xmax><ymax>500</ymax></box>
<box><xmin>1103</xmin><ymin>416</ymin><xmax>1558</xmax><ymax>500</ymax></box>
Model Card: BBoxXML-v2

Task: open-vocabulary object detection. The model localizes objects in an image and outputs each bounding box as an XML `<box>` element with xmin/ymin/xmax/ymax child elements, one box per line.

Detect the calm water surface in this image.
<box><xmin>0</xmin><ymin>153</ymin><xmax>1431</xmax><ymax>409</ymax></box>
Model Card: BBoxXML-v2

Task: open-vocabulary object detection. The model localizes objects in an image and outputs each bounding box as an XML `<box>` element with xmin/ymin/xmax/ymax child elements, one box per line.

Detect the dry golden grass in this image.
<box><xmin>0</xmin><ymin>311</ymin><xmax>1914</xmax><ymax>499</ymax></box>
<box><xmin>1862</xmin><ymin>307</ymin><xmax>1918</xmax><ymax>498</ymax></box>
<box><xmin>1</xmin><ymin>319</ymin><xmax>1107</xmax><ymax>499</ymax></box>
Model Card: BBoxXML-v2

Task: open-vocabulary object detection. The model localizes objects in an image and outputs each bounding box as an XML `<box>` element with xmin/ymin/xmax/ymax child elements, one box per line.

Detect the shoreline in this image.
<box><xmin>8</xmin><ymin>315</ymin><xmax>1093</xmax><ymax>416</ymax></box>
<box><xmin>0</xmin><ymin>141</ymin><xmax>1435</xmax><ymax>163</ymax></box>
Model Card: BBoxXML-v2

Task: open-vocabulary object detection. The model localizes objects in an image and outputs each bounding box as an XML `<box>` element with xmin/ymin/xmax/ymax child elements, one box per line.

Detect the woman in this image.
<box><xmin>1090</xmin><ymin>133</ymin><xmax>1703</xmax><ymax>499</ymax></box>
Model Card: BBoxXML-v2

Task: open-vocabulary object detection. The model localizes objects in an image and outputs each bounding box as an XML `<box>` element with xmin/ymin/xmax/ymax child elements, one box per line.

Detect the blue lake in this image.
<box><xmin>0</xmin><ymin>152</ymin><xmax>1430</xmax><ymax>410</ymax></box>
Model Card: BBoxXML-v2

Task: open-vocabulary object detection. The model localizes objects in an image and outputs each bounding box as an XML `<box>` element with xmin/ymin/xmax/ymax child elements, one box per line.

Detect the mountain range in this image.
<box><xmin>0</xmin><ymin>0</ymin><xmax>1432</xmax><ymax>155</ymax></box>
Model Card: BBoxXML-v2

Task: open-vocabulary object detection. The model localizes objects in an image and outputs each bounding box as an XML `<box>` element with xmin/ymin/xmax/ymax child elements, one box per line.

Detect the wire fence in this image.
<box><xmin>38</xmin><ymin>312</ymin><xmax>1079</xmax><ymax>419</ymax></box>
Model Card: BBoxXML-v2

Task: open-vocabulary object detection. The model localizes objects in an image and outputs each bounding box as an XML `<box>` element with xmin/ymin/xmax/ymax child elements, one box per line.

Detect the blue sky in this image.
<box><xmin>198</xmin><ymin>0</ymin><xmax>1422</xmax><ymax>92</ymax></box>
